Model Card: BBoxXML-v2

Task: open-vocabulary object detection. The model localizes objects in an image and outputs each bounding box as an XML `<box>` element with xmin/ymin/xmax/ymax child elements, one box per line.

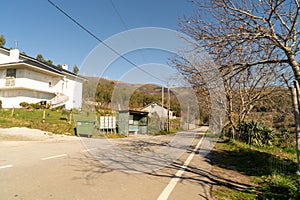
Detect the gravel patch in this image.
<box><xmin>0</xmin><ymin>127</ymin><xmax>78</xmax><ymax>141</ymax></box>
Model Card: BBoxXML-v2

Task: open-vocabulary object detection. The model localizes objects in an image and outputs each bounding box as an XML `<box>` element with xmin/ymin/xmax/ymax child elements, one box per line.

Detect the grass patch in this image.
<box><xmin>257</xmin><ymin>173</ymin><xmax>300</xmax><ymax>200</ymax></box>
<box><xmin>211</xmin><ymin>138</ymin><xmax>299</xmax><ymax>199</ymax></box>
<box><xmin>212</xmin><ymin>139</ymin><xmax>297</xmax><ymax>176</ymax></box>
<box><xmin>214</xmin><ymin>187</ymin><xmax>256</xmax><ymax>200</ymax></box>
<box><xmin>0</xmin><ymin>109</ymin><xmax>75</xmax><ymax>135</ymax></box>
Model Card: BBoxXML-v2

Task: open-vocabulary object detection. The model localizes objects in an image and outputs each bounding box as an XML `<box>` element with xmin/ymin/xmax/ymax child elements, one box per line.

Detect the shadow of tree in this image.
<box><xmin>67</xmin><ymin>135</ymin><xmax>271</xmax><ymax>199</ymax></box>
<box><xmin>208</xmin><ymin>142</ymin><xmax>297</xmax><ymax>177</ymax></box>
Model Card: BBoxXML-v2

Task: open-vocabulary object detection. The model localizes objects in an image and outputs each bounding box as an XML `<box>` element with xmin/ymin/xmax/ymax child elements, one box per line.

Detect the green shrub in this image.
<box><xmin>238</xmin><ymin>121</ymin><xmax>275</xmax><ymax>147</ymax></box>
<box><xmin>275</xmin><ymin>129</ymin><xmax>292</xmax><ymax>147</ymax></box>
<box><xmin>29</xmin><ymin>103</ymin><xmax>41</xmax><ymax>109</ymax></box>
<box><xmin>20</xmin><ymin>102</ymin><xmax>42</xmax><ymax>109</ymax></box>
<box><xmin>19</xmin><ymin>102</ymin><xmax>29</xmax><ymax>108</ymax></box>
<box><xmin>258</xmin><ymin>173</ymin><xmax>300</xmax><ymax>200</ymax></box>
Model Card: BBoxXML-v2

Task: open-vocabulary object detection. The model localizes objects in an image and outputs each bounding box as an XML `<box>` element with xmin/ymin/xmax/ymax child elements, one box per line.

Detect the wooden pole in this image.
<box><xmin>42</xmin><ymin>110</ymin><xmax>46</xmax><ymax>123</ymax></box>
<box><xmin>11</xmin><ymin>107</ymin><xmax>14</xmax><ymax>117</ymax></box>
<box><xmin>69</xmin><ymin>113</ymin><xmax>72</xmax><ymax>124</ymax></box>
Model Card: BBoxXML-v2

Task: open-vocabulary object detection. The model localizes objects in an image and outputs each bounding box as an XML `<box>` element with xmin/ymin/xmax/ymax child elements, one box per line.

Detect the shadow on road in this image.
<box><xmin>67</xmin><ymin>134</ymin><xmax>258</xmax><ymax>199</ymax></box>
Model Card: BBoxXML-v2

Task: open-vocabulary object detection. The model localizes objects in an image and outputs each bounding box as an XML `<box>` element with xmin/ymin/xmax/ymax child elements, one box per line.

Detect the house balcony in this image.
<box><xmin>0</xmin><ymin>78</ymin><xmax>62</xmax><ymax>95</ymax></box>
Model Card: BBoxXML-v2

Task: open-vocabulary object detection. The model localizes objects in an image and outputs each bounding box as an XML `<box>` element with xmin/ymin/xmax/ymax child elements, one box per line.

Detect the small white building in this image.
<box><xmin>141</xmin><ymin>102</ymin><xmax>176</xmax><ymax>119</ymax></box>
<box><xmin>0</xmin><ymin>47</ymin><xmax>85</xmax><ymax>109</ymax></box>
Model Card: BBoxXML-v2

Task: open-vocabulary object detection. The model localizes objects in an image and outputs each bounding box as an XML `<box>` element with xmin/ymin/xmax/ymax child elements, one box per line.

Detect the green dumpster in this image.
<box><xmin>76</xmin><ymin>120</ymin><xmax>96</xmax><ymax>137</ymax></box>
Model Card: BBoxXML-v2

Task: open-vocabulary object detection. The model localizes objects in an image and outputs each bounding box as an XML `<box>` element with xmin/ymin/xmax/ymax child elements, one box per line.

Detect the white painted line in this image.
<box><xmin>41</xmin><ymin>154</ymin><xmax>67</xmax><ymax>160</ymax></box>
<box><xmin>157</xmin><ymin>135</ymin><xmax>205</xmax><ymax>200</ymax></box>
<box><xmin>81</xmin><ymin>147</ymin><xmax>97</xmax><ymax>153</ymax></box>
<box><xmin>0</xmin><ymin>164</ymin><xmax>13</xmax><ymax>169</ymax></box>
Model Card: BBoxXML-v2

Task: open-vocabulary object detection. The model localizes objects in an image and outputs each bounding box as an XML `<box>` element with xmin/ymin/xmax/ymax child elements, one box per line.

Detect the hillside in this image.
<box><xmin>83</xmin><ymin>77</ymin><xmax>295</xmax><ymax>132</ymax></box>
<box><xmin>82</xmin><ymin>77</ymin><xmax>181</xmax><ymax>114</ymax></box>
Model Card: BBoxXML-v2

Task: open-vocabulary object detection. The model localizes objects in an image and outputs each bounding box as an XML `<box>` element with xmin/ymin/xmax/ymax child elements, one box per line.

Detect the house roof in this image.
<box><xmin>0</xmin><ymin>47</ymin><xmax>86</xmax><ymax>80</ymax></box>
<box><xmin>141</xmin><ymin>102</ymin><xmax>174</xmax><ymax>111</ymax></box>
<box><xmin>118</xmin><ymin>109</ymin><xmax>149</xmax><ymax>115</ymax></box>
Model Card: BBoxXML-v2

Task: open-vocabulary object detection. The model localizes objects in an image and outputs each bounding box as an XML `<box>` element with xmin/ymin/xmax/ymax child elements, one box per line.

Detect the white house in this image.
<box><xmin>141</xmin><ymin>102</ymin><xmax>176</xmax><ymax>119</ymax></box>
<box><xmin>0</xmin><ymin>47</ymin><xmax>85</xmax><ymax>109</ymax></box>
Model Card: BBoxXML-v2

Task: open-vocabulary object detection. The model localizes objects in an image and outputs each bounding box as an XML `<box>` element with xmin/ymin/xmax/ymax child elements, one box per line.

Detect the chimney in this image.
<box><xmin>62</xmin><ymin>64</ymin><xmax>68</xmax><ymax>71</ymax></box>
<box><xmin>10</xmin><ymin>49</ymin><xmax>20</xmax><ymax>62</ymax></box>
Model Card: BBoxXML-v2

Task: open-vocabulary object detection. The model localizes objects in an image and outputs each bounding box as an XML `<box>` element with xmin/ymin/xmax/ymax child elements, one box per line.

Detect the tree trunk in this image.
<box><xmin>291</xmin><ymin>84</ymin><xmax>300</xmax><ymax>174</ymax></box>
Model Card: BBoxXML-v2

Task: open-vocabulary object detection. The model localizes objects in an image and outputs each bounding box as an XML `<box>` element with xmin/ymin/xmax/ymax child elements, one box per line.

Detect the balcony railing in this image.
<box><xmin>5</xmin><ymin>77</ymin><xmax>15</xmax><ymax>86</ymax></box>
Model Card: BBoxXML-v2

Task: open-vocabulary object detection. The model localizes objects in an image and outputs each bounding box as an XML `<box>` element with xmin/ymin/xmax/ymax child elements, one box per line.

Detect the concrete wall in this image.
<box><xmin>0</xmin><ymin>89</ymin><xmax>55</xmax><ymax>108</ymax></box>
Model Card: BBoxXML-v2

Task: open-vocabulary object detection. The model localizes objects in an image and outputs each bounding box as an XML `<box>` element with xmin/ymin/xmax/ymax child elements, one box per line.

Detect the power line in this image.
<box><xmin>109</xmin><ymin>0</ymin><xmax>148</xmax><ymax>67</ymax></box>
<box><xmin>47</xmin><ymin>0</ymin><xmax>165</xmax><ymax>83</ymax></box>
<box><xmin>109</xmin><ymin>0</ymin><xmax>130</xmax><ymax>31</ymax></box>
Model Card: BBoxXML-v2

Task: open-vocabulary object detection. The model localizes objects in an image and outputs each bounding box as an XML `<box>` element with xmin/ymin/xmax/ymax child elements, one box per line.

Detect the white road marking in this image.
<box><xmin>41</xmin><ymin>154</ymin><xmax>67</xmax><ymax>160</ymax></box>
<box><xmin>81</xmin><ymin>147</ymin><xmax>97</xmax><ymax>153</ymax></box>
<box><xmin>0</xmin><ymin>164</ymin><xmax>13</xmax><ymax>169</ymax></box>
<box><xmin>157</xmin><ymin>135</ymin><xmax>205</xmax><ymax>200</ymax></box>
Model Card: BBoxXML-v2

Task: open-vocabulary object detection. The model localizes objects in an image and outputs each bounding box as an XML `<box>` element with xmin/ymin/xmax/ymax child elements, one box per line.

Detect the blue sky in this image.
<box><xmin>1</xmin><ymin>0</ymin><xmax>196</xmax><ymax>84</ymax></box>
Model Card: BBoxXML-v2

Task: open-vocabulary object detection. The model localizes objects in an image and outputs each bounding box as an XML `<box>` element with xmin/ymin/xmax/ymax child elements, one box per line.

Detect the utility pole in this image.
<box><xmin>161</xmin><ymin>85</ymin><xmax>164</xmax><ymax>130</ymax></box>
<box><xmin>167</xmin><ymin>82</ymin><xmax>170</xmax><ymax>133</ymax></box>
<box><xmin>187</xmin><ymin>104</ymin><xmax>189</xmax><ymax>130</ymax></box>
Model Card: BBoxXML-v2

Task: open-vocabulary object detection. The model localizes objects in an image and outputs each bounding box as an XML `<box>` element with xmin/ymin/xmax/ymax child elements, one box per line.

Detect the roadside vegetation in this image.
<box><xmin>0</xmin><ymin>108</ymin><xmax>75</xmax><ymax>135</ymax></box>
<box><xmin>211</xmin><ymin>122</ymin><xmax>299</xmax><ymax>199</ymax></box>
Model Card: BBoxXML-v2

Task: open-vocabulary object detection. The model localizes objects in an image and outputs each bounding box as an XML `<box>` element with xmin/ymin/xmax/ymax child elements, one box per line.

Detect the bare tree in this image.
<box><xmin>223</xmin><ymin>64</ymin><xmax>281</xmax><ymax>139</ymax></box>
<box><xmin>178</xmin><ymin>0</ymin><xmax>300</xmax><ymax>172</ymax></box>
<box><xmin>173</xmin><ymin>54</ymin><xmax>279</xmax><ymax>139</ymax></box>
<box><xmin>172</xmin><ymin>56</ymin><xmax>211</xmax><ymax>124</ymax></box>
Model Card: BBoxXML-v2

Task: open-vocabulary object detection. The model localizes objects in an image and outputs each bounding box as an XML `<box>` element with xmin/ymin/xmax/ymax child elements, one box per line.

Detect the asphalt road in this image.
<box><xmin>0</xmin><ymin>127</ymin><xmax>213</xmax><ymax>200</ymax></box>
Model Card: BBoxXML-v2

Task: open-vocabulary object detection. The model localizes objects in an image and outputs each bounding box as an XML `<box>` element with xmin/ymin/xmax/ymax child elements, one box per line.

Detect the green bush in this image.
<box><xmin>258</xmin><ymin>173</ymin><xmax>300</xmax><ymax>200</ymax></box>
<box><xmin>20</xmin><ymin>102</ymin><xmax>43</xmax><ymax>109</ymax></box>
<box><xmin>238</xmin><ymin>121</ymin><xmax>275</xmax><ymax>147</ymax></box>
<box><xmin>275</xmin><ymin>128</ymin><xmax>292</xmax><ymax>147</ymax></box>
<box><xmin>29</xmin><ymin>103</ymin><xmax>41</xmax><ymax>109</ymax></box>
<box><xmin>19</xmin><ymin>102</ymin><xmax>29</xmax><ymax>108</ymax></box>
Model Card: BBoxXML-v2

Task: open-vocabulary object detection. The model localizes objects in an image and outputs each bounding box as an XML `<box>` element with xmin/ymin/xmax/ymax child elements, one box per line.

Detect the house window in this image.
<box><xmin>5</xmin><ymin>69</ymin><xmax>16</xmax><ymax>86</ymax></box>
<box><xmin>49</xmin><ymin>81</ymin><xmax>52</xmax><ymax>87</ymax></box>
<box><xmin>6</xmin><ymin>69</ymin><xmax>16</xmax><ymax>78</ymax></box>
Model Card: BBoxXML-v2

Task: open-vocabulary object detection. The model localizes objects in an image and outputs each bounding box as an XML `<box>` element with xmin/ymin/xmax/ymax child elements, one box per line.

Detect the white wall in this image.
<box><xmin>0</xmin><ymin>90</ymin><xmax>55</xmax><ymax>108</ymax></box>
<box><xmin>63</xmin><ymin>76</ymin><xmax>83</xmax><ymax>110</ymax></box>
<box><xmin>0</xmin><ymin>64</ymin><xmax>83</xmax><ymax>109</ymax></box>
<box><xmin>0</xmin><ymin>52</ymin><xmax>12</xmax><ymax>64</ymax></box>
<box><xmin>142</xmin><ymin>104</ymin><xmax>175</xmax><ymax>119</ymax></box>
<box><xmin>16</xmin><ymin>69</ymin><xmax>62</xmax><ymax>93</ymax></box>
<box><xmin>0</xmin><ymin>69</ymin><xmax>5</xmax><ymax>86</ymax></box>
<box><xmin>0</xmin><ymin>49</ymin><xmax>20</xmax><ymax>64</ymax></box>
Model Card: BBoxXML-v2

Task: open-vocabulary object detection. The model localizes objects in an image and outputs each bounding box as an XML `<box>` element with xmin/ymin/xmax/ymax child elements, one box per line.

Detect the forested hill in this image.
<box><xmin>82</xmin><ymin>77</ymin><xmax>294</xmax><ymax>130</ymax></box>
<box><xmin>82</xmin><ymin>77</ymin><xmax>181</xmax><ymax>114</ymax></box>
